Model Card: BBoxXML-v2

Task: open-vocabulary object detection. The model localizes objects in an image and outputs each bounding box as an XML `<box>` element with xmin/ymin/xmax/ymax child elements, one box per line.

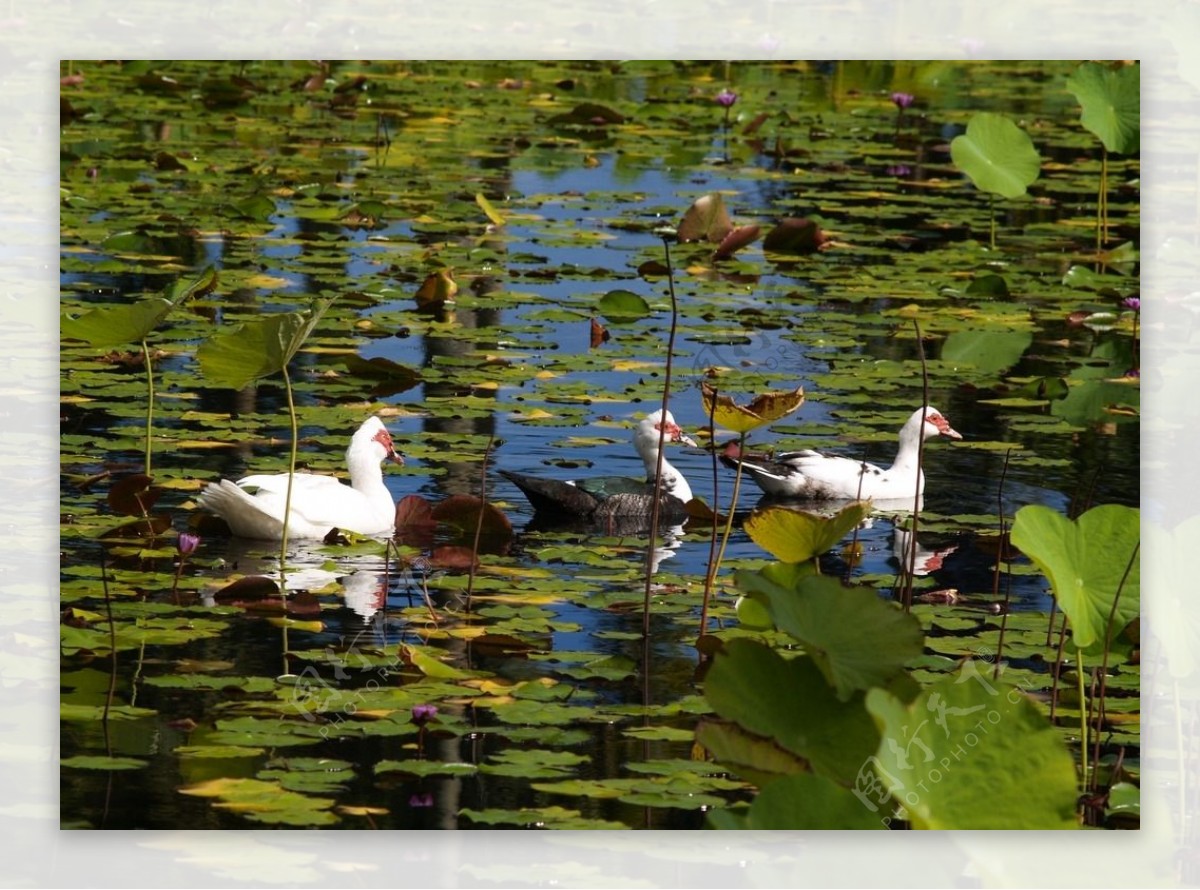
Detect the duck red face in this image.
<box><xmin>656</xmin><ymin>419</ymin><xmax>698</xmax><ymax>447</ymax></box>
<box><xmin>374</xmin><ymin>427</ymin><xmax>405</xmax><ymax>465</ymax></box>
<box><xmin>926</xmin><ymin>411</ymin><xmax>962</xmax><ymax>440</ymax></box>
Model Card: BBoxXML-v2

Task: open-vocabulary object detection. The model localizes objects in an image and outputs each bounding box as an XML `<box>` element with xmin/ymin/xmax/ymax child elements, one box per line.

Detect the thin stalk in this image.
<box><xmin>901</xmin><ymin>319</ymin><xmax>931</xmax><ymax>612</ymax></box>
<box><xmin>464</xmin><ymin>434</ymin><xmax>495</xmax><ymax>612</ymax></box>
<box><xmin>141</xmin><ymin>338</ymin><xmax>154</xmax><ymax>476</ymax></box>
<box><xmin>641</xmin><ymin>234</ymin><xmax>680</xmax><ymax>644</ymax></box>
<box><xmin>711</xmin><ymin>432</ymin><xmax>748</xmax><ymax>583</ymax></box>
<box><xmin>1098</xmin><ymin>148</ymin><xmax>1108</xmax><ymax>249</ymax></box>
<box><xmin>989</xmin><ymin>193</ymin><xmax>997</xmax><ymax>250</ymax></box>
<box><xmin>278</xmin><ymin>363</ymin><xmax>299</xmax><ymax>590</ymax></box>
<box><xmin>1077</xmin><ymin>650</ymin><xmax>1088</xmax><ymax>786</ymax></box>
<box><xmin>992</xmin><ymin>448</ymin><xmax>1014</xmax><ymax>681</ymax></box>
<box><xmin>100</xmin><ymin>549</ymin><xmax>116</xmax><ymax>744</ymax></box>
<box><xmin>1049</xmin><ymin>612</ymin><xmax>1068</xmax><ymax>723</ymax></box>
<box><xmin>698</xmin><ymin>387</ymin><xmax>722</xmax><ymax>644</ymax></box>
<box><xmin>1090</xmin><ymin>541</ymin><xmax>1139</xmax><ymax>792</ymax></box>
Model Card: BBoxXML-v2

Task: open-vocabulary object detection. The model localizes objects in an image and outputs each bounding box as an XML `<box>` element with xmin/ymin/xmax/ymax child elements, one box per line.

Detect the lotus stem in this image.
<box><xmin>699</xmin><ymin>386</ymin><xmax>721</xmax><ymax>644</ymax></box>
<box><xmin>464</xmin><ymin>433</ymin><xmax>495</xmax><ymax>611</ymax></box>
<box><xmin>992</xmin><ymin>448</ymin><xmax>1015</xmax><ymax>681</ymax></box>
<box><xmin>141</xmin><ymin>338</ymin><xmax>154</xmax><ymax>477</ymax></box>
<box><xmin>1077</xmin><ymin>650</ymin><xmax>1088</xmax><ymax>788</ymax></box>
<box><xmin>279</xmin><ymin>362</ymin><xmax>298</xmax><ymax>594</ymax></box>
<box><xmin>1091</xmin><ymin>541</ymin><xmax>1138</xmax><ymax>791</ymax></box>
<box><xmin>642</xmin><ymin>234</ymin><xmax>680</xmax><ymax>643</ymax></box>
<box><xmin>711</xmin><ymin>431</ymin><xmax>747</xmax><ymax>582</ymax></box>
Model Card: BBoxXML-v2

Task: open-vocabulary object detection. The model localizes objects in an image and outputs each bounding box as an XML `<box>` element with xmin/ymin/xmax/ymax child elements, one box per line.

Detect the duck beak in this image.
<box><xmin>670</xmin><ymin>423</ymin><xmax>699</xmax><ymax>448</ymax></box>
<box><xmin>376</xmin><ymin>429</ymin><xmax>406</xmax><ymax>465</ymax></box>
<box><xmin>930</xmin><ymin>414</ymin><xmax>962</xmax><ymax>440</ymax></box>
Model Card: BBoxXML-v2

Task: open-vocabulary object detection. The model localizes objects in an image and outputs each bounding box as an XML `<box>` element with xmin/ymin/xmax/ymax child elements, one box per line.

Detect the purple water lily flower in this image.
<box><xmin>1122</xmin><ymin>296</ymin><xmax>1141</xmax><ymax>312</ymax></box>
<box><xmin>409</xmin><ymin>792</ymin><xmax>434</xmax><ymax>808</ymax></box>
<box><xmin>411</xmin><ymin>703</ymin><xmax>438</xmax><ymax>726</ymax></box>
<box><xmin>714</xmin><ymin>89</ymin><xmax>738</xmax><ymax>109</ymax></box>
<box><xmin>890</xmin><ymin>92</ymin><xmax>914</xmax><ymax>109</ymax></box>
<box><xmin>177</xmin><ymin>532</ymin><xmax>201</xmax><ymax>556</ymax></box>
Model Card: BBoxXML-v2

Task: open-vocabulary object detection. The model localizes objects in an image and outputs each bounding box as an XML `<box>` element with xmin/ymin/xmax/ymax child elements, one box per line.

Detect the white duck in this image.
<box><xmin>197</xmin><ymin>416</ymin><xmax>403</xmax><ymax>539</ymax></box>
<box><xmin>723</xmin><ymin>406</ymin><xmax>961</xmax><ymax>500</ymax></box>
<box><xmin>499</xmin><ymin>409</ymin><xmax>697</xmax><ymax>522</ymax></box>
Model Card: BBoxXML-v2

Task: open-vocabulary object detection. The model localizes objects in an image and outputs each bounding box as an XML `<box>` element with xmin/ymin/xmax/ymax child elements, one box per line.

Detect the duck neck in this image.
<box><xmin>638</xmin><ymin>438</ymin><xmax>692</xmax><ymax>503</ymax></box>
<box><xmin>347</xmin><ymin>446</ymin><xmax>386</xmax><ymax>494</ymax></box>
<box><xmin>888</xmin><ymin>418</ymin><xmax>927</xmax><ymax>487</ymax></box>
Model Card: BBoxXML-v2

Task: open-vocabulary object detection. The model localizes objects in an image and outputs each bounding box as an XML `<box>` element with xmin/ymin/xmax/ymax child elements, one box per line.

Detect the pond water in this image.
<box><xmin>60</xmin><ymin>60</ymin><xmax>1139</xmax><ymax>829</ymax></box>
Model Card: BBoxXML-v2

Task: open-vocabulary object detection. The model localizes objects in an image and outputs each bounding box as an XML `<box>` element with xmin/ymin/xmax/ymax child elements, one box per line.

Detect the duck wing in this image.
<box><xmin>498</xmin><ymin>469</ymin><xmax>603</xmax><ymax>516</ymax></box>
<box><xmin>234</xmin><ymin>472</ymin><xmax>393</xmax><ymax>536</ymax></box>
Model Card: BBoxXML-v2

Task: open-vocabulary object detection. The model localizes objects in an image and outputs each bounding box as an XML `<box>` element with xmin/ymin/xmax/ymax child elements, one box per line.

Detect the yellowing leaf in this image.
<box><xmin>414</xmin><ymin>268</ymin><xmax>458</xmax><ymax>307</ymax></box>
<box><xmin>700</xmin><ymin>381</ymin><xmax>805</xmax><ymax>433</ymax></box>
<box><xmin>475</xmin><ymin>192</ymin><xmax>506</xmax><ymax>227</ymax></box>
<box><xmin>744</xmin><ymin>502</ymin><xmax>872</xmax><ymax>563</ymax></box>
<box><xmin>404</xmin><ymin>644</ymin><xmax>476</xmax><ymax>679</ymax></box>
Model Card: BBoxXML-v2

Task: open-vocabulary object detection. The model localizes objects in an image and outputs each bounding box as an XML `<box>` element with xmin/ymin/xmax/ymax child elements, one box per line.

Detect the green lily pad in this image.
<box><xmin>1067</xmin><ymin>62</ymin><xmax>1140</xmax><ymax>155</ymax></box>
<box><xmin>1010</xmin><ymin>504</ymin><xmax>1139</xmax><ymax>649</ymax></box>
<box><xmin>597</xmin><ymin>289</ymin><xmax>651</xmax><ymax>324</ymax></box>
<box><xmin>950</xmin><ymin>112</ymin><xmax>1042</xmax><ymax>199</ymax></box>
<box><xmin>61</xmin><ymin>755</ymin><xmax>148</xmax><ymax>770</ymax></box>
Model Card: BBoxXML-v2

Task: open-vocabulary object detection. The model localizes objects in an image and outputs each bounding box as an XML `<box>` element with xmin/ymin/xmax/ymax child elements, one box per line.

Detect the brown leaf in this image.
<box><xmin>431</xmin><ymin>495</ymin><xmax>513</xmax><ymax>539</ymax></box>
<box><xmin>712</xmin><ymin>224</ymin><xmax>761</xmax><ymax>261</ymax></box>
<box><xmin>589</xmin><ymin>317</ymin><xmax>610</xmax><ymax>349</ymax></box>
<box><xmin>678</xmin><ymin>193</ymin><xmax>733</xmax><ymax>244</ymax></box>
<box><xmin>395</xmin><ymin>494</ymin><xmax>436</xmax><ymax>529</ymax></box>
<box><xmin>428</xmin><ymin>545</ymin><xmax>480</xmax><ymax>570</ymax></box>
<box><xmin>637</xmin><ymin>259</ymin><xmax>671</xmax><ymax>277</ymax></box>
<box><xmin>762</xmin><ymin>218</ymin><xmax>828</xmax><ymax>255</ymax></box>
<box><xmin>211</xmin><ymin>575</ymin><xmax>282</xmax><ymax>606</ymax></box>
<box><xmin>107</xmin><ymin>474</ymin><xmax>161</xmax><ymax>516</ymax></box>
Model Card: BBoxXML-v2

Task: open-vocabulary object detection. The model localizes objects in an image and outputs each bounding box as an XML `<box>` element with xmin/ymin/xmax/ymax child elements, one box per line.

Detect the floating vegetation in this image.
<box><xmin>60</xmin><ymin>60</ymin><xmax>1138</xmax><ymax>830</ymax></box>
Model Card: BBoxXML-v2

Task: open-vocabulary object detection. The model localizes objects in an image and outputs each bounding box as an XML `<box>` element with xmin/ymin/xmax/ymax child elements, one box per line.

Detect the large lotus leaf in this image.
<box><xmin>743</xmin><ymin>501</ymin><xmax>869</xmax><ymax>563</ymax></box>
<box><xmin>694</xmin><ymin>719</ymin><xmax>809</xmax><ymax>788</ymax></box>
<box><xmin>701</xmin><ymin>637</ymin><xmax>881</xmax><ymax>784</ymax></box>
<box><xmin>950</xmin><ymin>112</ymin><xmax>1042</xmax><ymax>199</ymax></box>
<box><xmin>197</xmin><ymin>299</ymin><xmax>332</xmax><ymax>389</ymax></box>
<box><xmin>940</xmin><ymin>330</ymin><xmax>1033</xmax><ymax>374</ymax></box>
<box><xmin>736</xmin><ymin>570</ymin><xmax>923</xmax><ymax>700</ymax></box>
<box><xmin>61</xmin><ymin>298</ymin><xmax>174</xmax><ymax>347</ymax></box>
<box><xmin>1066</xmin><ymin>62</ymin><xmax>1140</xmax><ymax>155</ymax></box>
<box><xmin>1051</xmin><ymin>379</ymin><xmax>1140</xmax><ymax>427</ymax></box>
<box><xmin>706</xmin><ymin>772</ymin><xmax>887</xmax><ymax>830</ymax></box>
<box><xmin>1010</xmin><ymin>504</ymin><xmax>1139</xmax><ymax>649</ymax></box>
<box><xmin>700</xmin><ymin>381</ymin><xmax>805</xmax><ymax>434</ymax></box>
<box><xmin>866</xmin><ymin>666</ymin><xmax>1079</xmax><ymax>829</ymax></box>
